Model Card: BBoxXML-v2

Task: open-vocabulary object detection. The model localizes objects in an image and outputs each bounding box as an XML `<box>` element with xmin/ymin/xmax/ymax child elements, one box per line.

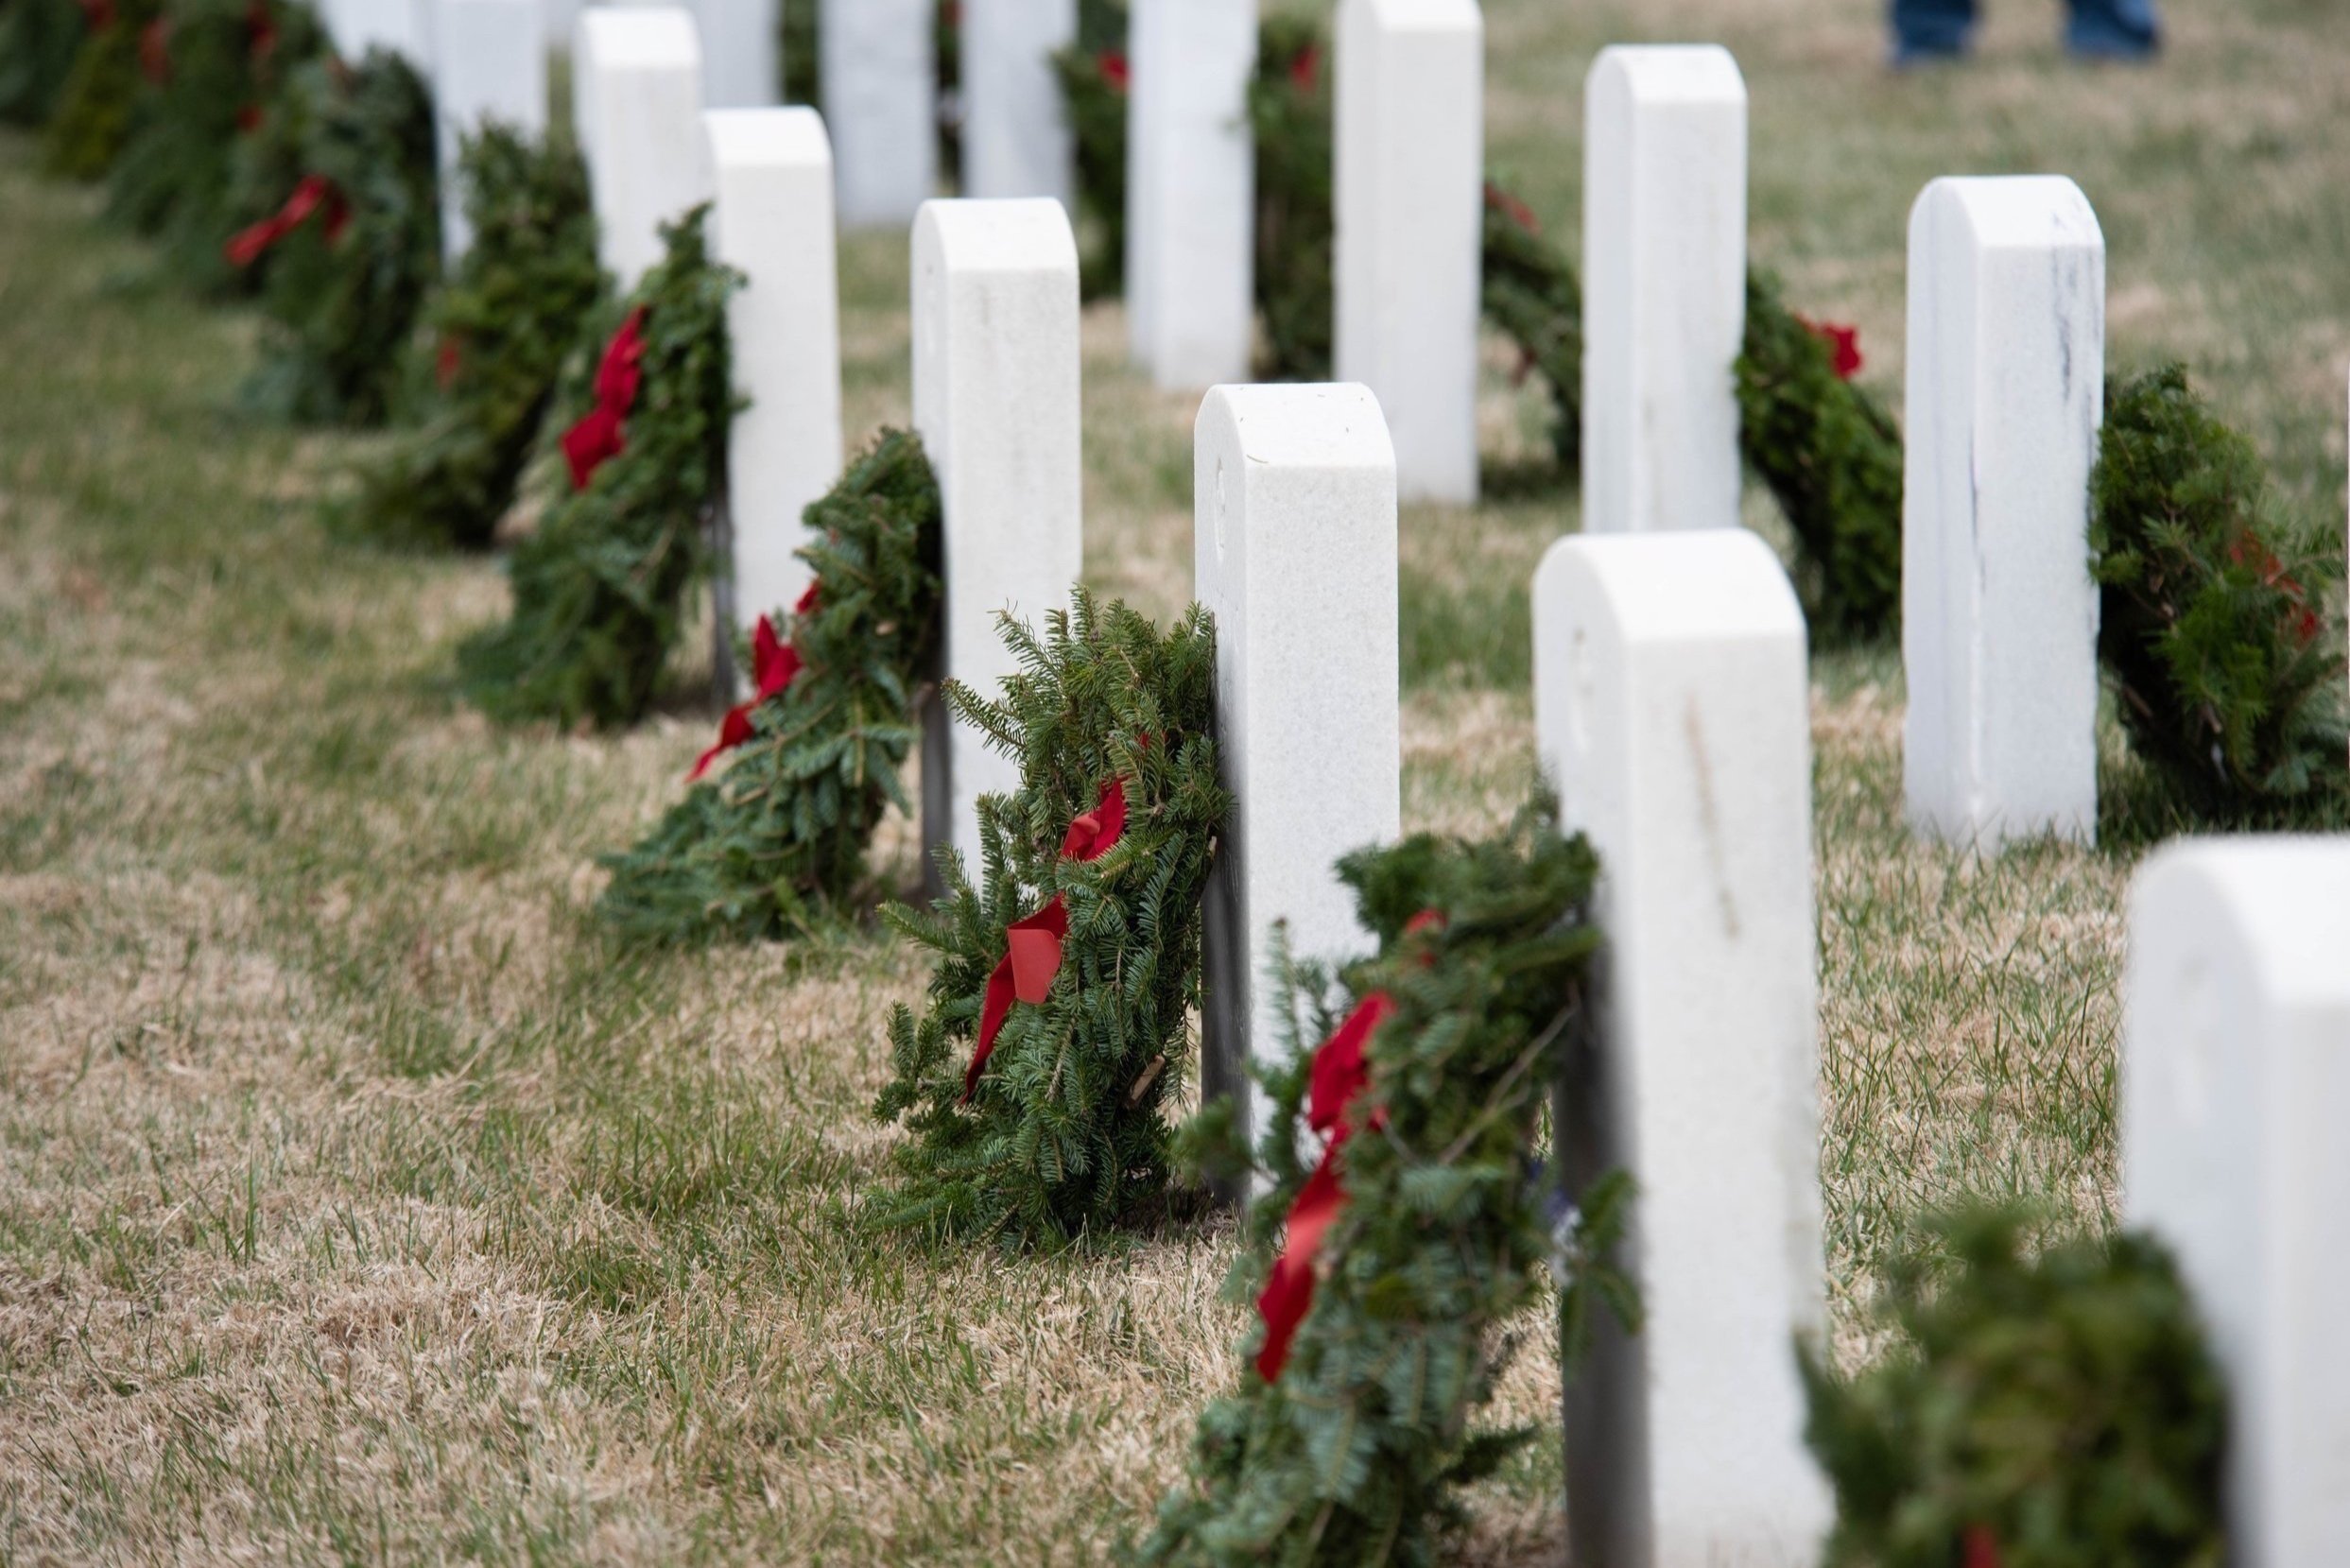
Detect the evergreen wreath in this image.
<box><xmin>1137</xmin><ymin>800</ymin><xmax>1638</xmax><ymax>1568</ymax></box>
<box><xmin>344</xmin><ymin>121</ymin><xmax>605</xmax><ymax>549</ymax></box>
<box><xmin>233</xmin><ymin>47</ymin><xmax>441</xmax><ymax>426</ymax></box>
<box><xmin>458</xmin><ymin>204</ymin><xmax>741</xmax><ymax>731</ymax></box>
<box><xmin>598</xmin><ymin>430</ymin><xmax>945</xmax><ymax>943</ymax></box>
<box><xmin>0</xmin><ymin>0</ymin><xmax>92</xmax><ymax>127</ymax></box>
<box><xmin>1802</xmin><ymin>1205</ymin><xmax>2227</xmax><ymax>1568</ymax></box>
<box><xmin>42</xmin><ymin>0</ymin><xmax>157</xmax><ymax>181</ymax></box>
<box><xmin>871</xmin><ymin>591</ymin><xmax>1227</xmax><ymax>1247</ymax></box>
<box><xmin>106</xmin><ymin>0</ymin><xmax>322</xmax><ymax>295</ymax></box>
<box><xmin>1478</xmin><ymin>181</ymin><xmax>1583</xmax><ymax>474</ymax></box>
<box><xmin>1249</xmin><ymin>16</ymin><xmax>1336</xmax><ymax>384</ymax></box>
<box><xmin>1737</xmin><ymin>269</ymin><xmax>1905</xmax><ymax>645</ymax></box>
<box><xmin>1049</xmin><ymin>0</ymin><xmax>1132</xmax><ymax>302</ymax></box>
<box><xmin>2091</xmin><ymin>365</ymin><xmax>2349</xmax><ymax>824</ymax></box>
<box><xmin>779</xmin><ymin>0</ymin><xmax>815</xmax><ymax>105</ymax></box>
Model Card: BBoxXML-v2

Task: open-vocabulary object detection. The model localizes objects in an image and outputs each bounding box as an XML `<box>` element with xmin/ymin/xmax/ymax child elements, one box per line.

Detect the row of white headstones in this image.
<box><xmin>342</xmin><ymin>0</ymin><xmax>2349</xmax><ymax>1561</ymax></box>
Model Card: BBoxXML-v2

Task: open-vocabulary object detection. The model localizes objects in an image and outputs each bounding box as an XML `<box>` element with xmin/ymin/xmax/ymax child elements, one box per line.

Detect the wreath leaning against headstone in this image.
<box><xmin>458</xmin><ymin>204</ymin><xmax>741</xmax><ymax>731</ymax></box>
<box><xmin>344</xmin><ymin>119</ymin><xmax>606</xmax><ymax>550</ymax></box>
<box><xmin>599</xmin><ymin>429</ymin><xmax>945</xmax><ymax>943</ymax></box>
<box><xmin>1138</xmin><ymin>799</ymin><xmax>1639</xmax><ymax>1567</ymax></box>
<box><xmin>872</xmin><ymin>590</ymin><xmax>1227</xmax><ymax>1248</ymax></box>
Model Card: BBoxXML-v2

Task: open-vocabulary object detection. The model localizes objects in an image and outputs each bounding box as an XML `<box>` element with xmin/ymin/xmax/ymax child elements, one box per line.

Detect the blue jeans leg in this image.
<box><xmin>1892</xmin><ymin>0</ymin><xmax>1977</xmax><ymax>58</ymax></box>
<box><xmin>2068</xmin><ymin>0</ymin><xmax>2161</xmax><ymax>57</ymax></box>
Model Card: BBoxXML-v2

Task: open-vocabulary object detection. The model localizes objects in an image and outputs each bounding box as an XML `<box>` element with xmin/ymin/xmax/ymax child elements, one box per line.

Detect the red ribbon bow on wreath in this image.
<box><xmin>2228</xmin><ymin>535</ymin><xmax>2325</xmax><ymax>647</ymax></box>
<box><xmin>1255</xmin><ymin>909</ymin><xmax>1447</xmax><ymax>1384</ymax></box>
<box><xmin>960</xmin><ymin>774</ymin><xmax>1132</xmax><ymax>1104</ymax></box>
<box><xmin>139</xmin><ymin>17</ymin><xmax>170</xmax><ymax>84</ymax></box>
<box><xmin>1798</xmin><ymin>315</ymin><xmax>1864</xmax><ymax>381</ymax></box>
<box><xmin>1483</xmin><ymin>181</ymin><xmax>1541</xmax><ymax>236</ymax></box>
<box><xmin>224</xmin><ymin>175</ymin><xmax>349</xmax><ymax>268</ymax></box>
<box><xmin>562</xmin><ymin>306</ymin><xmax>649</xmax><ymax>491</ymax></box>
<box><xmin>1287</xmin><ymin>43</ymin><xmax>1322</xmax><ymax>95</ymax></box>
<box><xmin>687</xmin><ymin>592</ymin><xmax>817</xmax><ymax>782</ymax></box>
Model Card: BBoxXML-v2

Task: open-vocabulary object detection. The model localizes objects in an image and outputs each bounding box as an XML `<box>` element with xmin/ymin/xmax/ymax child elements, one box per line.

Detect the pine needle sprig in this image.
<box><xmin>344</xmin><ymin>121</ymin><xmax>605</xmax><ymax>549</ymax></box>
<box><xmin>1803</xmin><ymin>1205</ymin><xmax>2227</xmax><ymax>1568</ymax></box>
<box><xmin>458</xmin><ymin>204</ymin><xmax>740</xmax><ymax>732</ymax></box>
<box><xmin>1136</xmin><ymin>799</ymin><xmax>1634</xmax><ymax>1568</ymax></box>
<box><xmin>240</xmin><ymin>47</ymin><xmax>441</xmax><ymax>426</ymax></box>
<box><xmin>2092</xmin><ymin>364</ymin><xmax>2349</xmax><ymax>825</ymax></box>
<box><xmin>598</xmin><ymin>429</ymin><xmax>944</xmax><ymax>942</ymax></box>
<box><xmin>872</xmin><ymin>590</ymin><xmax>1227</xmax><ymax>1248</ymax></box>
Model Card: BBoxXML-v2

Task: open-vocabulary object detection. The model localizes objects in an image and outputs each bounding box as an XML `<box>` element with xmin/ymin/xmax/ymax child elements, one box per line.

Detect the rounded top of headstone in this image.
<box><xmin>1345</xmin><ymin>0</ymin><xmax>1484</xmax><ymax>34</ymax></box>
<box><xmin>703</xmin><ymin>105</ymin><xmax>833</xmax><ymax>169</ymax></box>
<box><xmin>1909</xmin><ymin>175</ymin><xmax>2103</xmax><ymax>253</ymax></box>
<box><xmin>1196</xmin><ymin>384</ymin><xmax>1397</xmax><ymax>475</ymax></box>
<box><xmin>577</xmin><ymin>5</ymin><xmax>701</xmax><ymax>71</ymax></box>
<box><xmin>1536</xmin><ymin>529</ymin><xmax>1804</xmax><ymax>648</ymax></box>
<box><xmin>912</xmin><ymin>198</ymin><xmax>1080</xmax><ymax>279</ymax></box>
<box><xmin>2129</xmin><ymin>839</ymin><xmax>2350</xmax><ymax>1007</ymax></box>
<box><xmin>1586</xmin><ymin>43</ymin><xmax>1747</xmax><ymax>105</ymax></box>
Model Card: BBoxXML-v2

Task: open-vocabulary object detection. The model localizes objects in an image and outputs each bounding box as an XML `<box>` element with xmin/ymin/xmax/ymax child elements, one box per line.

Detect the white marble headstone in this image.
<box><xmin>690</xmin><ymin>0</ymin><xmax>779</xmax><ymax>110</ymax></box>
<box><xmin>1534</xmin><ymin>527</ymin><xmax>1833</xmax><ymax>1568</ymax></box>
<box><xmin>821</xmin><ymin>0</ymin><xmax>936</xmax><ymax>229</ymax></box>
<box><xmin>703</xmin><ymin>108</ymin><xmax>843</xmax><ymax>645</ymax></box>
<box><xmin>912</xmin><ymin>199</ymin><xmax>1085</xmax><ymax>881</ymax></box>
<box><xmin>2124</xmin><ymin>837</ymin><xmax>2350</xmax><ymax>1568</ymax></box>
<box><xmin>1194</xmin><ymin>383</ymin><xmax>1401</xmax><ymax>1157</ymax></box>
<box><xmin>961</xmin><ymin>0</ymin><xmax>1077</xmax><ymax>207</ymax></box>
<box><xmin>1126</xmin><ymin>0</ymin><xmax>1257</xmax><ymax>391</ymax></box>
<box><xmin>1581</xmin><ymin>45</ymin><xmax>1747</xmax><ymax>536</ymax></box>
<box><xmin>431</xmin><ymin>0</ymin><xmax>546</xmax><ymax>263</ymax></box>
<box><xmin>573</xmin><ymin>8</ymin><xmax>712</xmax><ymax>290</ymax></box>
<box><xmin>1335</xmin><ymin>0</ymin><xmax>1483</xmax><ymax>506</ymax></box>
<box><xmin>1903</xmin><ymin>176</ymin><xmax>2105</xmax><ymax>851</ymax></box>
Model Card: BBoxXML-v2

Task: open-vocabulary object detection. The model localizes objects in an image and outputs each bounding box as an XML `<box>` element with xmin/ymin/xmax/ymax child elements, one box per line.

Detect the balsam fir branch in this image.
<box><xmin>599</xmin><ymin>429</ymin><xmax>944</xmax><ymax>943</ymax></box>
<box><xmin>1250</xmin><ymin>17</ymin><xmax>1336</xmax><ymax>383</ymax></box>
<box><xmin>1138</xmin><ymin>800</ymin><xmax>1635</xmax><ymax>1568</ymax></box>
<box><xmin>2091</xmin><ymin>365</ymin><xmax>2349</xmax><ymax>824</ymax></box>
<box><xmin>1050</xmin><ymin>0</ymin><xmax>1132</xmax><ymax>302</ymax></box>
<box><xmin>0</xmin><ymin>0</ymin><xmax>93</xmax><ymax>127</ymax></box>
<box><xmin>1803</xmin><ymin>1205</ymin><xmax>2227</xmax><ymax>1568</ymax></box>
<box><xmin>872</xmin><ymin>591</ymin><xmax>1227</xmax><ymax>1247</ymax></box>
<box><xmin>106</xmin><ymin>0</ymin><xmax>320</xmax><ymax>295</ymax></box>
<box><xmin>42</xmin><ymin>0</ymin><xmax>155</xmax><ymax>181</ymax></box>
<box><xmin>1478</xmin><ymin>183</ymin><xmax>1583</xmax><ymax>474</ymax></box>
<box><xmin>1737</xmin><ymin>269</ymin><xmax>1905</xmax><ymax>645</ymax></box>
<box><xmin>345</xmin><ymin>121</ymin><xmax>604</xmax><ymax>549</ymax></box>
<box><xmin>458</xmin><ymin>204</ymin><xmax>741</xmax><ymax>731</ymax></box>
<box><xmin>234</xmin><ymin>47</ymin><xmax>440</xmax><ymax>426</ymax></box>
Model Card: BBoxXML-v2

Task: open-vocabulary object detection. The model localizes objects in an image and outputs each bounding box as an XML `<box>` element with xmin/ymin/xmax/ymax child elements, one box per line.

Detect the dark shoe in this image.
<box><xmin>1892</xmin><ymin>38</ymin><xmax>1972</xmax><ymax>68</ymax></box>
<box><xmin>2067</xmin><ymin>0</ymin><xmax>2160</xmax><ymax>60</ymax></box>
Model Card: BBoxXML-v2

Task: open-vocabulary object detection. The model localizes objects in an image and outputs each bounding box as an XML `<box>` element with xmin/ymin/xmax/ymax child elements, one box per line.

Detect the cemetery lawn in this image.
<box><xmin>5</xmin><ymin>0</ymin><xmax>2349</xmax><ymax>1559</ymax></box>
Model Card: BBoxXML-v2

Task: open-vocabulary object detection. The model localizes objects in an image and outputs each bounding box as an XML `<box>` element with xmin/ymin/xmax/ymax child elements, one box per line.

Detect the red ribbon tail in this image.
<box><xmin>686</xmin><ymin>704</ymin><xmax>755</xmax><ymax>782</ymax></box>
<box><xmin>1256</xmin><ymin>1143</ymin><xmax>1349</xmax><ymax>1383</ymax></box>
<box><xmin>963</xmin><ymin>957</ymin><xmax>1018</xmax><ymax>1104</ymax></box>
<box><xmin>561</xmin><ymin>406</ymin><xmax>625</xmax><ymax>491</ymax></box>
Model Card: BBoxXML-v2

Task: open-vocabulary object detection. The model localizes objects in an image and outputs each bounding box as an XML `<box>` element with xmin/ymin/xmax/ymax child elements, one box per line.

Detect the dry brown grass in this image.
<box><xmin>5</xmin><ymin>0</ymin><xmax>2349</xmax><ymax>1558</ymax></box>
